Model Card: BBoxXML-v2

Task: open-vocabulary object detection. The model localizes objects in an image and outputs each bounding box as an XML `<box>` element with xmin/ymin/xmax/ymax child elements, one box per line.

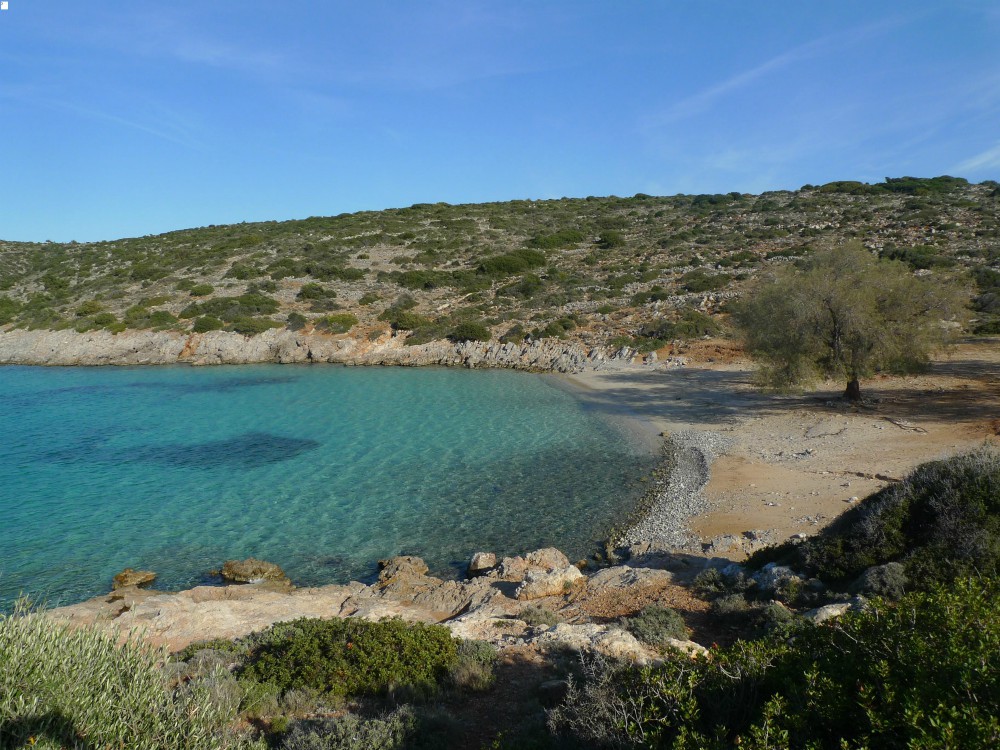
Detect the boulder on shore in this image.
<box><xmin>515</xmin><ymin>565</ymin><xmax>585</xmax><ymax>600</ymax></box>
<box><xmin>468</xmin><ymin>552</ymin><xmax>497</xmax><ymax>577</ymax></box>
<box><xmin>111</xmin><ymin>568</ymin><xmax>157</xmax><ymax>590</ymax></box>
<box><xmin>220</xmin><ymin>558</ymin><xmax>289</xmax><ymax>584</ymax></box>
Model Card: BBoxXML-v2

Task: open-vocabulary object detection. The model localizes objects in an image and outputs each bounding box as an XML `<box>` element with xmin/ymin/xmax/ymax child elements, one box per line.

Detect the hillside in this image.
<box><xmin>2</xmin><ymin>175</ymin><xmax>998</xmax><ymax>353</ymax></box>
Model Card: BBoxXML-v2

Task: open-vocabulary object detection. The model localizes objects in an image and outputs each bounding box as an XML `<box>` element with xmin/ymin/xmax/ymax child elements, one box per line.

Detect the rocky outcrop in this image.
<box><xmin>45</xmin><ymin>547</ymin><xmax>708</xmax><ymax>665</ymax></box>
<box><xmin>111</xmin><ymin>568</ymin><xmax>157</xmax><ymax>590</ymax></box>
<box><xmin>0</xmin><ymin>329</ymin><xmax>636</xmax><ymax>373</ymax></box>
<box><xmin>467</xmin><ymin>552</ymin><xmax>497</xmax><ymax>577</ymax></box>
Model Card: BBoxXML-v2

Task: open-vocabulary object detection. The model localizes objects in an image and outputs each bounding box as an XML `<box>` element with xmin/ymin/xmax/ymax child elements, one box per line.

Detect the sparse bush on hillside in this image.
<box><xmin>314</xmin><ymin>313</ymin><xmax>358</xmax><ymax>334</ymax></box>
<box><xmin>379</xmin><ymin>309</ymin><xmax>431</xmax><ymax>331</ymax></box>
<box><xmin>478</xmin><ymin>248</ymin><xmax>546</xmax><ymax>276</ymax></box>
<box><xmin>622</xmin><ymin>605</ymin><xmax>687</xmax><ymax>648</ymax></box>
<box><xmin>529</xmin><ymin>229</ymin><xmax>586</xmax><ymax>249</ymax></box>
<box><xmin>194</xmin><ymin>315</ymin><xmax>225</xmax><ymax>333</ymax></box>
<box><xmin>228</xmin><ymin>316</ymin><xmax>281</xmax><ymax>336</ymax></box>
<box><xmin>447</xmin><ymin>321</ymin><xmax>491</xmax><ymax>342</ymax></box>
<box><xmin>285</xmin><ymin>312</ymin><xmax>307</xmax><ymax>331</ymax></box>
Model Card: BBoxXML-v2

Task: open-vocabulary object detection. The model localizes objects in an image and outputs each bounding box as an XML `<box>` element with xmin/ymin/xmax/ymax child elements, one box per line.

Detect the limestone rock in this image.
<box><xmin>468</xmin><ymin>552</ymin><xmax>497</xmax><ymax>577</ymax></box>
<box><xmin>515</xmin><ymin>565</ymin><xmax>585</xmax><ymax>600</ymax></box>
<box><xmin>112</xmin><ymin>568</ymin><xmax>157</xmax><ymax>590</ymax></box>
<box><xmin>663</xmin><ymin>637</ymin><xmax>710</xmax><ymax>658</ymax></box>
<box><xmin>532</xmin><ymin>623</ymin><xmax>658</xmax><ymax>664</ymax></box>
<box><xmin>803</xmin><ymin>602</ymin><xmax>852</xmax><ymax>624</ymax></box>
<box><xmin>848</xmin><ymin>562</ymin><xmax>907</xmax><ymax>599</ymax></box>
<box><xmin>587</xmin><ymin>565</ymin><xmax>673</xmax><ymax>595</ymax></box>
<box><xmin>220</xmin><ymin>558</ymin><xmax>289</xmax><ymax>584</ymax></box>
<box><xmin>525</xmin><ymin>548</ymin><xmax>571</xmax><ymax>571</ymax></box>
<box><xmin>752</xmin><ymin>563</ymin><xmax>804</xmax><ymax>597</ymax></box>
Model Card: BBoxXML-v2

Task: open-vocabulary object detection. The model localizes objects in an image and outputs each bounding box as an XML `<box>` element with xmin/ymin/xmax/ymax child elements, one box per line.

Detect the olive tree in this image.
<box><xmin>732</xmin><ymin>243</ymin><xmax>967</xmax><ymax>400</ymax></box>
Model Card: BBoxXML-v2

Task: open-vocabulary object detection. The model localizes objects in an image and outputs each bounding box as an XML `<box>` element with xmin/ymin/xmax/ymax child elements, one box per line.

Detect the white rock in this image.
<box><xmin>515</xmin><ymin>566</ymin><xmax>585</xmax><ymax>600</ymax></box>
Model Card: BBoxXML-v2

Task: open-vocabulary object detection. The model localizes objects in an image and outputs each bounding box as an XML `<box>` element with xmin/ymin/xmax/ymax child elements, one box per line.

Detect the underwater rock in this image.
<box><xmin>111</xmin><ymin>568</ymin><xmax>157</xmax><ymax>590</ymax></box>
<box><xmin>220</xmin><ymin>558</ymin><xmax>289</xmax><ymax>584</ymax></box>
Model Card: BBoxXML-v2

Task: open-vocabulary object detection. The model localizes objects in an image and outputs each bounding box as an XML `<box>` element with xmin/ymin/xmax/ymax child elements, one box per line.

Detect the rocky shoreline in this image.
<box><xmin>46</xmin><ymin>547</ymin><xmax>712</xmax><ymax>663</ymax></box>
<box><xmin>0</xmin><ymin>328</ymin><xmax>688</xmax><ymax>373</ymax></box>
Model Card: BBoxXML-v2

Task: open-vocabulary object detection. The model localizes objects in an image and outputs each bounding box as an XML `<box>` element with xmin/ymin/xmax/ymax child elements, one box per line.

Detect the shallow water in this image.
<box><xmin>0</xmin><ymin>365</ymin><xmax>659</xmax><ymax>609</ymax></box>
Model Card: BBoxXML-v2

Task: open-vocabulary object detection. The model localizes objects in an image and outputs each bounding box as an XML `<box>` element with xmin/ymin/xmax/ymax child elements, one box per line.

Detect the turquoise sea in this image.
<box><xmin>0</xmin><ymin>365</ymin><xmax>659</xmax><ymax>609</ymax></box>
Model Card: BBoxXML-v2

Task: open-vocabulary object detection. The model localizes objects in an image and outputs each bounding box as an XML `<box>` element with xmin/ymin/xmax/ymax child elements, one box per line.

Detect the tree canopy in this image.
<box><xmin>733</xmin><ymin>243</ymin><xmax>968</xmax><ymax>399</ymax></box>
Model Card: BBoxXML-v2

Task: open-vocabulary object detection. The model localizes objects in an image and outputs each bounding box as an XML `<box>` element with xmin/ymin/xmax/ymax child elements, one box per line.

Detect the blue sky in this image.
<box><xmin>1</xmin><ymin>1</ymin><xmax>999</xmax><ymax>242</ymax></box>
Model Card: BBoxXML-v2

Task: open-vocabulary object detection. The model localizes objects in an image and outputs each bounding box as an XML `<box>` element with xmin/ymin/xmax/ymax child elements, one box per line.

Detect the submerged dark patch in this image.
<box><xmin>137</xmin><ymin>432</ymin><xmax>321</xmax><ymax>469</ymax></box>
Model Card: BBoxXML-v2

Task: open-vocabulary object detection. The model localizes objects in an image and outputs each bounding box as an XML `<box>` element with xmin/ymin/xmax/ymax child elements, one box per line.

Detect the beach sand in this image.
<box><xmin>568</xmin><ymin>337</ymin><xmax>1000</xmax><ymax>557</ymax></box>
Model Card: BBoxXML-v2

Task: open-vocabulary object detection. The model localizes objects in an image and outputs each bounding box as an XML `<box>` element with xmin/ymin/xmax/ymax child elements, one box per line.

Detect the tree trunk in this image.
<box><xmin>844</xmin><ymin>377</ymin><xmax>862</xmax><ymax>402</ymax></box>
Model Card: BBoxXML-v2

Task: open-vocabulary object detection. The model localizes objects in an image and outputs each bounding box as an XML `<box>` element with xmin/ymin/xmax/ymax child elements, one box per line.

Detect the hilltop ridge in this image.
<box><xmin>2</xmin><ymin>176</ymin><xmax>997</xmax><ymax>360</ymax></box>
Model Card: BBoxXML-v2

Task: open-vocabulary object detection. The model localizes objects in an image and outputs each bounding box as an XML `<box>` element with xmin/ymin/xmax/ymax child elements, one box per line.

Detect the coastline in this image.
<box><xmin>0</xmin><ymin>327</ymin><xmax>622</xmax><ymax>372</ymax></box>
<box><xmin>7</xmin><ymin>331</ymin><xmax>999</xmax><ymax>622</ymax></box>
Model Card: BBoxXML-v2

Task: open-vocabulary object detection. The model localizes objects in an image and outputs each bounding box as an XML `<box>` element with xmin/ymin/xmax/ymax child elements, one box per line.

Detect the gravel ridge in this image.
<box><xmin>618</xmin><ymin>430</ymin><xmax>735</xmax><ymax>550</ymax></box>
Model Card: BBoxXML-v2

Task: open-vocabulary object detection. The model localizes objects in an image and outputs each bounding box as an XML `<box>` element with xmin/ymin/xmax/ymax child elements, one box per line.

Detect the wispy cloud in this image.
<box><xmin>955</xmin><ymin>141</ymin><xmax>1000</xmax><ymax>173</ymax></box>
<box><xmin>647</xmin><ymin>15</ymin><xmax>915</xmax><ymax>127</ymax></box>
<box><xmin>0</xmin><ymin>83</ymin><xmax>201</xmax><ymax>148</ymax></box>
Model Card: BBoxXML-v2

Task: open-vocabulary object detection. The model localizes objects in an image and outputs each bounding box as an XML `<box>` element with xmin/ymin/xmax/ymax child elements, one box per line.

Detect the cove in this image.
<box><xmin>0</xmin><ymin>364</ymin><xmax>660</xmax><ymax>609</ymax></box>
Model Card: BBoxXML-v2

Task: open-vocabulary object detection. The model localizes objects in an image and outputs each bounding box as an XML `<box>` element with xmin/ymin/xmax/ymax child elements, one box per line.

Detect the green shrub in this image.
<box><xmin>285</xmin><ymin>312</ymin><xmax>307</xmax><ymax>331</ymax></box>
<box><xmin>240</xmin><ymin>617</ymin><xmax>460</xmax><ymax>699</ymax></box>
<box><xmin>0</xmin><ymin>603</ymin><xmax>259</xmax><ymax>749</ymax></box>
<box><xmin>75</xmin><ymin>299</ymin><xmax>103</xmax><ymax>316</ymax></box>
<box><xmin>549</xmin><ymin>578</ymin><xmax>1000</xmax><ymax>749</ymax></box>
<box><xmin>447</xmin><ymin>321</ymin><xmax>491</xmax><ymax>342</ymax></box>
<box><xmin>184</xmin><ymin>293</ymin><xmax>280</xmax><ymax>322</ymax></box>
<box><xmin>379</xmin><ymin>309</ymin><xmax>431</xmax><ymax>330</ymax></box>
<box><xmin>193</xmin><ymin>315</ymin><xmax>225</xmax><ymax>333</ymax></box>
<box><xmin>500</xmin><ymin>323</ymin><xmax>526</xmax><ymax>343</ymax></box>
<box><xmin>692</xmin><ymin>568</ymin><xmax>727</xmax><ymax>599</ymax></box>
<box><xmin>449</xmin><ymin>640</ymin><xmax>499</xmax><ymax>691</ymax></box>
<box><xmin>229</xmin><ymin>316</ymin><xmax>280</xmax><ymax>336</ymax></box>
<box><xmin>279</xmin><ymin>708</ymin><xmax>415</xmax><ymax>750</ymax></box>
<box><xmin>597</xmin><ymin>230</ymin><xmax>625</xmax><ymax>249</ymax></box>
<box><xmin>92</xmin><ymin>312</ymin><xmax>116</xmax><ymax>326</ymax></box>
<box><xmin>296</xmin><ymin>283</ymin><xmax>334</xmax><ymax>301</ymax></box>
<box><xmin>478</xmin><ymin>248</ymin><xmax>546</xmax><ymax>276</ymax></box>
<box><xmin>190</xmin><ymin>283</ymin><xmax>215</xmax><ymax>296</ymax></box>
<box><xmin>623</xmin><ymin>605</ymin><xmax>688</xmax><ymax>648</ymax></box>
<box><xmin>679</xmin><ymin>269</ymin><xmax>728</xmax><ymax>293</ymax></box>
<box><xmin>0</xmin><ymin>296</ymin><xmax>22</xmax><ymax>325</ymax></box>
<box><xmin>314</xmin><ymin>313</ymin><xmax>358</xmax><ymax>334</ymax></box>
<box><xmin>497</xmin><ymin>273</ymin><xmax>544</xmax><ymax>299</ymax></box>
<box><xmin>528</xmin><ymin>229</ymin><xmax>585</xmax><ymax>249</ymax></box>
<box><xmin>148</xmin><ymin>310</ymin><xmax>178</xmax><ymax>328</ymax></box>
<box><xmin>358</xmin><ymin>292</ymin><xmax>380</xmax><ymax>306</ymax></box>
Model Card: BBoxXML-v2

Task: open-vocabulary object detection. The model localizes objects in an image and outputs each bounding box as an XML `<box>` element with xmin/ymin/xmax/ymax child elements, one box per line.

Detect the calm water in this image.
<box><xmin>0</xmin><ymin>365</ymin><xmax>659</xmax><ymax>609</ymax></box>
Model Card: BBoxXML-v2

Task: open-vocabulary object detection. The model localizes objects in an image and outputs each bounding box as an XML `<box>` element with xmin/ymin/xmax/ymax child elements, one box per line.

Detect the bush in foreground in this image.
<box><xmin>239</xmin><ymin>617</ymin><xmax>460</xmax><ymax>700</ymax></box>
<box><xmin>548</xmin><ymin>577</ymin><xmax>1000</xmax><ymax>749</ymax></box>
<box><xmin>0</xmin><ymin>603</ymin><xmax>259</xmax><ymax>749</ymax></box>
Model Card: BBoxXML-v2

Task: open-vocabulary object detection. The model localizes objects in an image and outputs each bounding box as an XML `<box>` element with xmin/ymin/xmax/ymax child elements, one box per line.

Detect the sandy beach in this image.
<box><xmin>568</xmin><ymin>337</ymin><xmax>1000</xmax><ymax>557</ymax></box>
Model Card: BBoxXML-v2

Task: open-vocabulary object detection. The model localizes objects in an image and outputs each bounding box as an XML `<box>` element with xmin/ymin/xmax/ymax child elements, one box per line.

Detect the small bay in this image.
<box><xmin>0</xmin><ymin>364</ymin><xmax>659</xmax><ymax>609</ymax></box>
